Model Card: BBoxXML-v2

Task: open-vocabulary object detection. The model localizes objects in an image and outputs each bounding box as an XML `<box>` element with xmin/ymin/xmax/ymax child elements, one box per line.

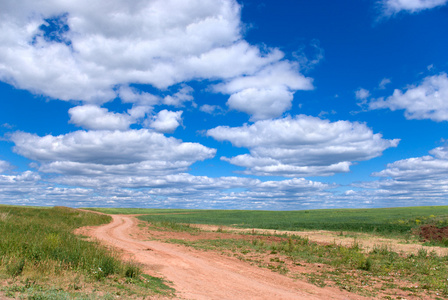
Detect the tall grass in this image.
<box><xmin>0</xmin><ymin>205</ymin><xmax>174</xmax><ymax>299</ymax></box>
<box><xmin>0</xmin><ymin>206</ymin><xmax>131</xmax><ymax>279</ymax></box>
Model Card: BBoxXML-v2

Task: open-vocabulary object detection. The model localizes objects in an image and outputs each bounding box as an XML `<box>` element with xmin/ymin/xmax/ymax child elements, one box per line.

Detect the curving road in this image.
<box><xmin>80</xmin><ymin>214</ymin><xmax>367</xmax><ymax>300</ymax></box>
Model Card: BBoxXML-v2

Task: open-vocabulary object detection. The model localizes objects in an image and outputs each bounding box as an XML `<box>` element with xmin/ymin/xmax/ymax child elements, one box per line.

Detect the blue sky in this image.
<box><xmin>1</xmin><ymin>0</ymin><xmax>448</xmax><ymax>209</ymax></box>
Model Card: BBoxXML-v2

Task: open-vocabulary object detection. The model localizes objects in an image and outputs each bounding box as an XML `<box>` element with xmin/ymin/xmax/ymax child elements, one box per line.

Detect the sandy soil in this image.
<box><xmin>191</xmin><ymin>224</ymin><xmax>448</xmax><ymax>256</ymax></box>
<box><xmin>77</xmin><ymin>214</ymin><xmax>370</xmax><ymax>300</ymax></box>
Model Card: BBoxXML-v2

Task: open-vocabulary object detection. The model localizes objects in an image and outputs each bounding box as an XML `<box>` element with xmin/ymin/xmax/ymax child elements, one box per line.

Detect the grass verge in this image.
<box><xmin>0</xmin><ymin>205</ymin><xmax>174</xmax><ymax>299</ymax></box>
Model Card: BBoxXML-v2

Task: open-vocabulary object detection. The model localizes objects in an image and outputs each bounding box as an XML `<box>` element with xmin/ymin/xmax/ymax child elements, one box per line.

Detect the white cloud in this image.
<box><xmin>215</xmin><ymin>62</ymin><xmax>313</xmax><ymax>120</ymax></box>
<box><xmin>47</xmin><ymin>172</ymin><xmax>337</xmax><ymax>210</ymax></box>
<box><xmin>68</xmin><ymin>105</ymin><xmax>133</xmax><ymax>130</ymax></box>
<box><xmin>118</xmin><ymin>86</ymin><xmax>160</xmax><ymax>106</ymax></box>
<box><xmin>0</xmin><ymin>0</ymin><xmax>313</xmax><ymax>123</ymax></box>
<box><xmin>355</xmin><ymin>88</ymin><xmax>371</xmax><ymax>100</ymax></box>
<box><xmin>10</xmin><ymin>129</ymin><xmax>215</xmax><ymax>176</ymax></box>
<box><xmin>200</xmin><ymin>104</ymin><xmax>224</xmax><ymax>114</ymax></box>
<box><xmin>148</xmin><ymin>110</ymin><xmax>183</xmax><ymax>133</ymax></box>
<box><xmin>351</xmin><ymin>145</ymin><xmax>448</xmax><ymax>206</ymax></box>
<box><xmin>163</xmin><ymin>85</ymin><xmax>194</xmax><ymax>107</ymax></box>
<box><xmin>0</xmin><ymin>0</ymin><xmax>243</xmax><ymax>101</ymax></box>
<box><xmin>380</xmin><ymin>0</ymin><xmax>447</xmax><ymax>15</ymax></box>
<box><xmin>372</xmin><ymin>146</ymin><xmax>448</xmax><ymax>180</ymax></box>
<box><xmin>379</xmin><ymin>78</ymin><xmax>391</xmax><ymax>89</ymax></box>
<box><xmin>207</xmin><ymin>115</ymin><xmax>399</xmax><ymax>177</ymax></box>
<box><xmin>0</xmin><ymin>160</ymin><xmax>11</xmax><ymax>173</ymax></box>
<box><xmin>369</xmin><ymin>73</ymin><xmax>448</xmax><ymax>122</ymax></box>
<box><xmin>227</xmin><ymin>87</ymin><xmax>294</xmax><ymax>121</ymax></box>
<box><xmin>0</xmin><ymin>169</ymin><xmax>338</xmax><ymax>209</ymax></box>
<box><xmin>292</xmin><ymin>39</ymin><xmax>325</xmax><ymax>71</ymax></box>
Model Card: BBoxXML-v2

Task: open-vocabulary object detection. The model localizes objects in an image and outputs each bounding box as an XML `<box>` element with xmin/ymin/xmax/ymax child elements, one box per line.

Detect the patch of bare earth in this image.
<box><xmin>78</xmin><ymin>214</ymin><xmax>373</xmax><ymax>300</ymax></box>
<box><xmin>190</xmin><ymin>224</ymin><xmax>448</xmax><ymax>256</ymax></box>
<box><xmin>418</xmin><ymin>225</ymin><xmax>448</xmax><ymax>243</ymax></box>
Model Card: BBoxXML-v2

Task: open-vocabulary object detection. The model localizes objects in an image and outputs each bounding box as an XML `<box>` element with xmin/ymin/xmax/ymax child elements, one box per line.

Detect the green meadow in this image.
<box><xmin>0</xmin><ymin>205</ymin><xmax>173</xmax><ymax>299</ymax></box>
<box><xmin>88</xmin><ymin>206</ymin><xmax>448</xmax><ymax>238</ymax></box>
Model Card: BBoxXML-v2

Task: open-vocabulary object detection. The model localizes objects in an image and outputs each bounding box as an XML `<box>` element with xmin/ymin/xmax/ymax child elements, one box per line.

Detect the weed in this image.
<box><xmin>6</xmin><ymin>258</ymin><xmax>25</xmax><ymax>277</ymax></box>
<box><xmin>124</xmin><ymin>264</ymin><xmax>141</xmax><ymax>279</ymax></box>
<box><xmin>0</xmin><ymin>212</ymin><xmax>10</xmax><ymax>222</ymax></box>
<box><xmin>358</xmin><ymin>257</ymin><xmax>372</xmax><ymax>271</ymax></box>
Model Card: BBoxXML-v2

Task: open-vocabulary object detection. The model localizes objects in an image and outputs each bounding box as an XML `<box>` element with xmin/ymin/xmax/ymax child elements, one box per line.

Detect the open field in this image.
<box><xmin>0</xmin><ymin>205</ymin><xmax>173</xmax><ymax>299</ymax></box>
<box><xmin>88</xmin><ymin>206</ymin><xmax>448</xmax><ymax>239</ymax></box>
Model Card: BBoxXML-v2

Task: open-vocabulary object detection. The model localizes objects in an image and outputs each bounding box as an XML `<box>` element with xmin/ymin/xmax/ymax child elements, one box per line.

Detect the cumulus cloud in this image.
<box><xmin>369</xmin><ymin>73</ymin><xmax>448</xmax><ymax>122</ymax></box>
<box><xmin>215</xmin><ymin>62</ymin><xmax>313</xmax><ymax>120</ymax></box>
<box><xmin>200</xmin><ymin>104</ymin><xmax>225</xmax><ymax>114</ymax></box>
<box><xmin>118</xmin><ymin>86</ymin><xmax>160</xmax><ymax>106</ymax></box>
<box><xmin>163</xmin><ymin>85</ymin><xmax>194</xmax><ymax>107</ymax></box>
<box><xmin>10</xmin><ymin>129</ymin><xmax>216</xmax><ymax>176</ymax></box>
<box><xmin>45</xmin><ymin>172</ymin><xmax>337</xmax><ymax>209</ymax></box>
<box><xmin>148</xmin><ymin>110</ymin><xmax>183</xmax><ymax>133</ymax></box>
<box><xmin>0</xmin><ymin>0</ymin><xmax>313</xmax><ymax>121</ymax></box>
<box><xmin>68</xmin><ymin>105</ymin><xmax>134</xmax><ymax>130</ymax></box>
<box><xmin>0</xmin><ymin>0</ymin><xmax>241</xmax><ymax>101</ymax></box>
<box><xmin>355</xmin><ymin>88</ymin><xmax>371</xmax><ymax>100</ymax></box>
<box><xmin>380</xmin><ymin>0</ymin><xmax>447</xmax><ymax>15</ymax></box>
<box><xmin>0</xmin><ymin>169</ymin><xmax>338</xmax><ymax>209</ymax></box>
<box><xmin>372</xmin><ymin>146</ymin><xmax>448</xmax><ymax>180</ymax></box>
<box><xmin>350</xmin><ymin>145</ymin><xmax>448</xmax><ymax>206</ymax></box>
<box><xmin>207</xmin><ymin>115</ymin><xmax>399</xmax><ymax>177</ymax></box>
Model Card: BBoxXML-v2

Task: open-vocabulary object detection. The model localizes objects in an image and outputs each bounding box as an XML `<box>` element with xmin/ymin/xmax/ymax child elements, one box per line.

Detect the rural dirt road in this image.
<box><xmin>79</xmin><ymin>214</ymin><xmax>368</xmax><ymax>300</ymax></box>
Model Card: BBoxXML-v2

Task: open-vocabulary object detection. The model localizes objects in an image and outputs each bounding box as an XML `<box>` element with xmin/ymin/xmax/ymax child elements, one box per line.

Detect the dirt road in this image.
<box><xmin>80</xmin><ymin>214</ymin><xmax>367</xmax><ymax>300</ymax></box>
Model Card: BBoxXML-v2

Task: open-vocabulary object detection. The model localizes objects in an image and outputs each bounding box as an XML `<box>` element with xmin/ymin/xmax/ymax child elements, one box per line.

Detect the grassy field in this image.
<box><xmin>0</xmin><ymin>205</ymin><xmax>173</xmax><ymax>299</ymax></box>
<box><xmin>88</xmin><ymin>206</ymin><xmax>448</xmax><ymax>238</ymax></box>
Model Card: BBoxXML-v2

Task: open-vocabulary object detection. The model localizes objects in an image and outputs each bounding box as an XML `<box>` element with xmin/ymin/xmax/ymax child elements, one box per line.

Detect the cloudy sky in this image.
<box><xmin>0</xmin><ymin>0</ymin><xmax>448</xmax><ymax>209</ymax></box>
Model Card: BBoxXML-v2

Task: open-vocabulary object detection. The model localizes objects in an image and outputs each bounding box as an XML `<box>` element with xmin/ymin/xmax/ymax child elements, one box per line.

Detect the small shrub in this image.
<box><xmin>125</xmin><ymin>264</ymin><xmax>141</xmax><ymax>278</ymax></box>
<box><xmin>417</xmin><ymin>248</ymin><xmax>428</xmax><ymax>258</ymax></box>
<box><xmin>287</xmin><ymin>237</ymin><xmax>295</xmax><ymax>253</ymax></box>
<box><xmin>358</xmin><ymin>257</ymin><xmax>372</xmax><ymax>271</ymax></box>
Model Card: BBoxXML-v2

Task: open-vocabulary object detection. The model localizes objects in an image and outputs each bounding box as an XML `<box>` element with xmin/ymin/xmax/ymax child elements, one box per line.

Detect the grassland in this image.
<box><xmin>88</xmin><ymin>206</ymin><xmax>448</xmax><ymax>238</ymax></box>
<box><xmin>0</xmin><ymin>205</ymin><xmax>173</xmax><ymax>299</ymax></box>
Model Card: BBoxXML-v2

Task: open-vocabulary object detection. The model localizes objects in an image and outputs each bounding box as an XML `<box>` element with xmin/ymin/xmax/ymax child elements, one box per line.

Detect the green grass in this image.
<box><xmin>84</xmin><ymin>207</ymin><xmax>192</xmax><ymax>215</ymax></box>
<box><xmin>0</xmin><ymin>205</ymin><xmax>174</xmax><ymax>299</ymax></box>
<box><xmin>87</xmin><ymin>206</ymin><xmax>448</xmax><ymax>238</ymax></box>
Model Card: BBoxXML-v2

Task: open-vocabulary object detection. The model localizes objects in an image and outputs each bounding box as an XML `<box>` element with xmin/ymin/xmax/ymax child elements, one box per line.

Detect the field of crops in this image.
<box><xmin>89</xmin><ymin>206</ymin><xmax>448</xmax><ymax>237</ymax></box>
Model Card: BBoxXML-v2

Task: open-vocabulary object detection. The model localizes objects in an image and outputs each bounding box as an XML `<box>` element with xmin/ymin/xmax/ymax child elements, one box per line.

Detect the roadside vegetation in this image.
<box><xmin>0</xmin><ymin>205</ymin><xmax>173</xmax><ymax>299</ymax></box>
